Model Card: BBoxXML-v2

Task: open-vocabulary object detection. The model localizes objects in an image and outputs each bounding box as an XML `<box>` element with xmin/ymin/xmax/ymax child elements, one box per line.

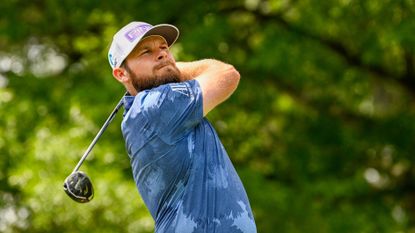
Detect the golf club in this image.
<box><xmin>63</xmin><ymin>93</ymin><xmax>126</xmax><ymax>203</ymax></box>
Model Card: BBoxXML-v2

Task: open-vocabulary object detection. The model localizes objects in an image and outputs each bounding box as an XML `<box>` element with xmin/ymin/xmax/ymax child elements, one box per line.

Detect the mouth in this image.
<box><xmin>155</xmin><ymin>62</ymin><xmax>172</xmax><ymax>70</ymax></box>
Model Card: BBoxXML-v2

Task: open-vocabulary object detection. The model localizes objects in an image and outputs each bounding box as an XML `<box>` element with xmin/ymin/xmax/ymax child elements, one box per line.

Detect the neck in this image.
<box><xmin>125</xmin><ymin>85</ymin><xmax>138</xmax><ymax>96</ymax></box>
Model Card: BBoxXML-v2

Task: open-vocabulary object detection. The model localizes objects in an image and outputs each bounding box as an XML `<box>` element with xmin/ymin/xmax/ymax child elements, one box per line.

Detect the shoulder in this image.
<box><xmin>141</xmin><ymin>80</ymin><xmax>201</xmax><ymax>109</ymax></box>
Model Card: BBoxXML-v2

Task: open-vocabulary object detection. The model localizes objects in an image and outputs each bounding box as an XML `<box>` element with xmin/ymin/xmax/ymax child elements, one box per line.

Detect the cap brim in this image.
<box><xmin>142</xmin><ymin>24</ymin><xmax>179</xmax><ymax>47</ymax></box>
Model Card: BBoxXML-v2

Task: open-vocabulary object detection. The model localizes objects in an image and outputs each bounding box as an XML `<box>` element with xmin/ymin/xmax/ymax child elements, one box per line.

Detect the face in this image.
<box><xmin>120</xmin><ymin>35</ymin><xmax>181</xmax><ymax>93</ymax></box>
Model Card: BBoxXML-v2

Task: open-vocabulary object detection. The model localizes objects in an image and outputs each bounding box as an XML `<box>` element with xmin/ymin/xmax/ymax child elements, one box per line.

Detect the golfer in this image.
<box><xmin>108</xmin><ymin>21</ymin><xmax>257</xmax><ymax>233</ymax></box>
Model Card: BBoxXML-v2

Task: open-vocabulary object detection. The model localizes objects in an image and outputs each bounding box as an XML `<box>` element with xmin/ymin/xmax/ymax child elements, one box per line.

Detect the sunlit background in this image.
<box><xmin>1</xmin><ymin>0</ymin><xmax>415</xmax><ymax>232</ymax></box>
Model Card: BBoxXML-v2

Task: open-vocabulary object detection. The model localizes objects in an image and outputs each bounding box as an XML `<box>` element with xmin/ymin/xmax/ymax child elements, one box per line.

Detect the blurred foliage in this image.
<box><xmin>1</xmin><ymin>0</ymin><xmax>415</xmax><ymax>232</ymax></box>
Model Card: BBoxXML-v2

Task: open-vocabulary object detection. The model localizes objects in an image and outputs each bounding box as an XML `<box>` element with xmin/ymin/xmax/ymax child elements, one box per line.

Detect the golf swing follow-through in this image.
<box><xmin>63</xmin><ymin>93</ymin><xmax>125</xmax><ymax>203</ymax></box>
<box><xmin>63</xmin><ymin>20</ymin><xmax>257</xmax><ymax>232</ymax></box>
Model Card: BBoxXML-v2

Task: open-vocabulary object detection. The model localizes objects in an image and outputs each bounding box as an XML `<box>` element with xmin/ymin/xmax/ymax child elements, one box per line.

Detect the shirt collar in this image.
<box><xmin>122</xmin><ymin>95</ymin><xmax>135</xmax><ymax>117</ymax></box>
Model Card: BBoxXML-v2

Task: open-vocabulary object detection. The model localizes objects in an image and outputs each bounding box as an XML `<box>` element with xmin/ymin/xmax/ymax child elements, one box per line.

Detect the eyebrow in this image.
<box><xmin>135</xmin><ymin>39</ymin><xmax>168</xmax><ymax>54</ymax></box>
<box><xmin>138</xmin><ymin>46</ymin><xmax>150</xmax><ymax>51</ymax></box>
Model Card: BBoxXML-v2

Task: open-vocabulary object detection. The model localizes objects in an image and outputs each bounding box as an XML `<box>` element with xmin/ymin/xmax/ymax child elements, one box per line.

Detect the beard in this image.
<box><xmin>128</xmin><ymin>63</ymin><xmax>181</xmax><ymax>92</ymax></box>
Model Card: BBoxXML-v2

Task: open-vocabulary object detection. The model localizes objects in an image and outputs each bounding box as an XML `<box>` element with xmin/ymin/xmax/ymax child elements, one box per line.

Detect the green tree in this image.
<box><xmin>1</xmin><ymin>0</ymin><xmax>414</xmax><ymax>232</ymax></box>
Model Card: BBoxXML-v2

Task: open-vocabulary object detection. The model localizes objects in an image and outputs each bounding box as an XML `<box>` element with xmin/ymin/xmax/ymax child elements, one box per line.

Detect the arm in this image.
<box><xmin>176</xmin><ymin>59</ymin><xmax>240</xmax><ymax>116</ymax></box>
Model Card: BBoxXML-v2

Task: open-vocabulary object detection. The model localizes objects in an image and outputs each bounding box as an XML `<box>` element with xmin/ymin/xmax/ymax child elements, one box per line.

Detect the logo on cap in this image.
<box><xmin>108</xmin><ymin>53</ymin><xmax>117</xmax><ymax>67</ymax></box>
<box><xmin>125</xmin><ymin>24</ymin><xmax>152</xmax><ymax>42</ymax></box>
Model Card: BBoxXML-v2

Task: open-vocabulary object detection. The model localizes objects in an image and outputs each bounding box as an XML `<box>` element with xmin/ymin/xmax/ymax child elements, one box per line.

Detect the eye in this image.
<box><xmin>139</xmin><ymin>49</ymin><xmax>150</xmax><ymax>56</ymax></box>
<box><xmin>160</xmin><ymin>44</ymin><xmax>168</xmax><ymax>50</ymax></box>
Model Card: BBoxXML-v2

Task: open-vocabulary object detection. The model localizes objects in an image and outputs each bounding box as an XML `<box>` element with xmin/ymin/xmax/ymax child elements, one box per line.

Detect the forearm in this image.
<box><xmin>177</xmin><ymin>59</ymin><xmax>226</xmax><ymax>81</ymax></box>
<box><xmin>177</xmin><ymin>59</ymin><xmax>240</xmax><ymax>115</ymax></box>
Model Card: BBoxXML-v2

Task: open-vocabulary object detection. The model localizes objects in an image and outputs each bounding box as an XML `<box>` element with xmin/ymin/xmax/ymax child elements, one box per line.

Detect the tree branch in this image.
<box><xmin>246</xmin><ymin>69</ymin><xmax>376</xmax><ymax>128</ymax></box>
<box><xmin>220</xmin><ymin>6</ymin><xmax>415</xmax><ymax>96</ymax></box>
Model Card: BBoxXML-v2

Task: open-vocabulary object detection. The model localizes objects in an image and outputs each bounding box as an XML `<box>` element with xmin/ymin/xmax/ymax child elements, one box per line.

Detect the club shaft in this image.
<box><xmin>72</xmin><ymin>94</ymin><xmax>125</xmax><ymax>173</ymax></box>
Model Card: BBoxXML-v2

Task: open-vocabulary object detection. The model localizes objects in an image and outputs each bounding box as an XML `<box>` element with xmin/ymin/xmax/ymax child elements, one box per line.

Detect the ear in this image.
<box><xmin>112</xmin><ymin>67</ymin><xmax>129</xmax><ymax>84</ymax></box>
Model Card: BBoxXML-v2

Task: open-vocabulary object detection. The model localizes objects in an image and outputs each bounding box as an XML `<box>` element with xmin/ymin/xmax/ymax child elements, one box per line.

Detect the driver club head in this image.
<box><xmin>62</xmin><ymin>93</ymin><xmax>126</xmax><ymax>203</ymax></box>
<box><xmin>63</xmin><ymin>171</ymin><xmax>94</xmax><ymax>203</ymax></box>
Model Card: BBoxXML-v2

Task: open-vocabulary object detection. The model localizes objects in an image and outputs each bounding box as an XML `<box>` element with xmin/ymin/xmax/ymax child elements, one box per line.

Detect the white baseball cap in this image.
<box><xmin>108</xmin><ymin>21</ymin><xmax>179</xmax><ymax>69</ymax></box>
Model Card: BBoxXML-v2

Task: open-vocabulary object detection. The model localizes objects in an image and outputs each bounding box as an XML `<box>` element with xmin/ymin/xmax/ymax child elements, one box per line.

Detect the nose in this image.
<box><xmin>156</xmin><ymin>49</ymin><xmax>168</xmax><ymax>61</ymax></box>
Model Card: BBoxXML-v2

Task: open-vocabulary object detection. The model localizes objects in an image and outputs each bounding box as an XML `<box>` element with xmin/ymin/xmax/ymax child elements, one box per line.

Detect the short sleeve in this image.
<box><xmin>141</xmin><ymin>80</ymin><xmax>203</xmax><ymax>143</ymax></box>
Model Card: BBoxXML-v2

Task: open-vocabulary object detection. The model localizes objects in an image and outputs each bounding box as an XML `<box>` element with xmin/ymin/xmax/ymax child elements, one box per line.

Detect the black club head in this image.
<box><xmin>63</xmin><ymin>171</ymin><xmax>94</xmax><ymax>203</ymax></box>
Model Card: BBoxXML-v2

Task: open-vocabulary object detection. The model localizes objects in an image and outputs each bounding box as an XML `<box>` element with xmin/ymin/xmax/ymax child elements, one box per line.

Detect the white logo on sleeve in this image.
<box><xmin>170</xmin><ymin>83</ymin><xmax>190</xmax><ymax>97</ymax></box>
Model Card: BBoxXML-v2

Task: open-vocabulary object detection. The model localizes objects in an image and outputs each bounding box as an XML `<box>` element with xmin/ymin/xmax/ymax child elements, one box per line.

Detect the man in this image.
<box><xmin>108</xmin><ymin>21</ymin><xmax>257</xmax><ymax>233</ymax></box>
